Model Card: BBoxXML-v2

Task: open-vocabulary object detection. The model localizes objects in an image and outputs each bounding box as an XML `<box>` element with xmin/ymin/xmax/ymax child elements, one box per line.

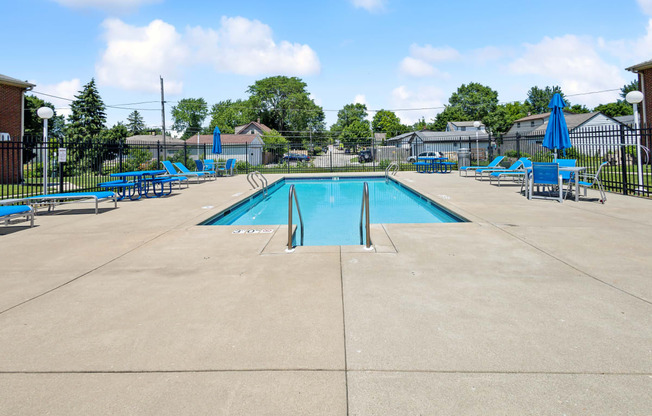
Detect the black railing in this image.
<box><xmin>1</xmin><ymin>125</ymin><xmax>650</xmax><ymax>200</ymax></box>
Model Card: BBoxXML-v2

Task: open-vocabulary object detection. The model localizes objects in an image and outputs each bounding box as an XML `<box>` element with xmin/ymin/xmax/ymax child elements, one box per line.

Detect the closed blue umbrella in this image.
<box><xmin>543</xmin><ymin>93</ymin><xmax>571</xmax><ymax>158</ymax></box>
<box><xmin>212</xmin><ymin>126</ymin><xmax>222</xmax><ymax>155</ymax></box>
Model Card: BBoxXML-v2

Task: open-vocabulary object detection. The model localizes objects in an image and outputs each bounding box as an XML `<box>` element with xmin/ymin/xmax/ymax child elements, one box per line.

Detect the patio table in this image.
<box><xmin>107</xmin><ymin>170</ymin><xmax>166</xmax><ymax>200</ymax></box>
<box><xmin>417</xmin><ymin>157</ymin><xmax>448</xmax><ymax>173</ymax></box>
<box><xmin>559</xmin><ymin>166</ymin><xmax>587</xmax><ymax>202</ymax></box>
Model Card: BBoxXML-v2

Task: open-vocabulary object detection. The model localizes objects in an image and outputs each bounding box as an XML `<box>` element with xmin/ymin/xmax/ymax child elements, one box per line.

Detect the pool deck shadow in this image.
<box><xmin>0</xmin><ymin>171</ymin><xmax>650</xmax><ymax>415</ymax></box>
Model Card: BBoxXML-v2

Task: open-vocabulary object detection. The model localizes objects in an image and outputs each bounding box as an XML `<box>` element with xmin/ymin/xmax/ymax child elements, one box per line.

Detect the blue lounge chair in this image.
<box><xmin>6</xmin><ymin>192</ymin><xmax>118</xmax><ymax>215</ymax></box>
<box><xmin>488</xmin><ymin>159</ymin><xmax>532</xmax><ymax>186</ymax></box>
<box><xmin>475</xmin><ymin>157</ymin><xmax>529</xmax><ymax>180</ymax></box>
<box><xmin>459</xmin><ymin>156</ymin><xmax>504</xmax><ymax>177</ymax></box>
<box><xmin>528</xmin><ymin>163</ymin><xmax>563</xmax><ymax>202</ymax></box>
<box><xmin>217</xmin><ymin>159</ymin><xmax>236</xmax><ymax>176</ymax></box>
<box><xmin>160</xmin><ymin>161</ymin><xmax>195</xmax><ymax>184</ymax></box>
<box><xmin>0</xmin><ymin>205</ymin><xmax>34</xmax><ymax>227</ymax></box>
<box><xmin>173</xmin><ymin>162</ymin><xmax>212</xmax><ymax>182</ymax></box>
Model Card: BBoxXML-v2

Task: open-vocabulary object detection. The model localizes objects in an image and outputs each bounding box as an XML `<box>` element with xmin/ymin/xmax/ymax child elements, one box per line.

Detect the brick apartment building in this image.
<box><xmin>0</xmin><ymin>73</ymin><xmax>35</xmax><ymax>183</ymax></box>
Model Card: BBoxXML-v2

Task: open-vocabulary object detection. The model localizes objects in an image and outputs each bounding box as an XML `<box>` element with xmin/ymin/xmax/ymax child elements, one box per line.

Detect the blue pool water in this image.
<box><xmin>203</xmin><ymin>177</ymin><xmax>464</xmax><ymax>246</ymax></box>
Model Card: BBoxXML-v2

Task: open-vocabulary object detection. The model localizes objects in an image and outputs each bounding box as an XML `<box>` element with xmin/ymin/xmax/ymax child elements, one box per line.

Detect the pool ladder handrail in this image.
<box><xmin>287</xmin><ymin>184</ymin><xmax>304</xmax><ymax>249</ymax></box>
<box><xmin>359</xmin><ymin>182</ymin><xmax>372</xmax><ymax>248</ymax></box>
<box><xmin>385</xmin><ymin>162</ymin><xmax>399</xmax><ymax>181</ymax></box>
<box><xmin>247</xmin><ymin>171</ymin><xmax>268</xmax><ymax>196</ymax></box>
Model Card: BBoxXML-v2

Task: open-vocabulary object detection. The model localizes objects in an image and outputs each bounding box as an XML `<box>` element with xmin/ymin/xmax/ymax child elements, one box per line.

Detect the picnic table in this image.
<box><xmin>416</xmin><ymin>157</ymin><xmax>453</xmax><ymax>173</ymax></box>
<box><xmin>100</xmin><ymin>170</ymin><xmax>168</xmax><ymax>200</ymax></box>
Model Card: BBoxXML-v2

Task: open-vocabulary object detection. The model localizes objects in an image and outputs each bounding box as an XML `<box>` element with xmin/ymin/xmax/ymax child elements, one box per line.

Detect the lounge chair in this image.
<box><xmin>475</xmin><ymin>158</ymin><xmax>529</xmax><ymax>180</ymax></box>
<box><xmin>161</xmin><ymin>160</ymin><xmax>199</xmax><ymax>184</ymax></box>
<box><xmin>173</xmin><ymin>162</ymin><xmax>213</xmax><ymax>182</ymax></box>
<box><xmin>577</xmin><ymin>161</ymin><xmax>609</xmax><ymax>203</ymax></box>
<box><xmin>459</xmin><ymin>156</ymin><xmax>504</xmax><ymax>177</ymax></box>
<box><xmin>528</xmin><ymin>163</ymin><xmax>563</xmax><ymax>202</ymax></box>
<box><xmin>0</xmin><ymin>205</ymin><xmax>34</xmax><ymax>227</ymax></box>
<box><xmin>488</xmin><ymin>159</ymin><xmax>533</xmax><ymax>186</ymax></box>
<box><xmin>4</xmin><ymin>191</ymin><xmax>118</xmax><ymax>215</ymax></box>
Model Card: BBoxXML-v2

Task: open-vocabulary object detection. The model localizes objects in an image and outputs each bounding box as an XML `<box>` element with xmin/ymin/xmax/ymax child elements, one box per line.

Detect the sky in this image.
<box><xmin>2</xmin><ymin>0</ymin><xmax>652</xmax><ymax>134</ymax></box>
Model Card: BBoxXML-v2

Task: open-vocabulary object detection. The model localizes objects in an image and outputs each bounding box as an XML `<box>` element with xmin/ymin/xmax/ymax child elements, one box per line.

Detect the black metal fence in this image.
<box><xmin>1</xmin><ymin>125</ymin><xmax>650</xmax><ymax>200</ymax></box>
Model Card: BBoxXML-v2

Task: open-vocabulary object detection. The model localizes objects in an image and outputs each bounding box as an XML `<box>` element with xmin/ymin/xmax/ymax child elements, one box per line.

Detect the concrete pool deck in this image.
<box><xmin>0</xmin><ymin>172</ymin><xmax>650</xmax><ymax>415</ymax></box>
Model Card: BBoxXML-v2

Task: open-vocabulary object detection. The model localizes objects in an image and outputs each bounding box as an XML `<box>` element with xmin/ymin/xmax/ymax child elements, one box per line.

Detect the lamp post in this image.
<box><xmin>626</xmin><ymin>91</ymin><xmax>644</xmax><ymax>193</ymax></box>
<box><xmin>473</xmin><ymin>121</ymin><xmax>481</xmax><ymax>165</ymax></box>
<box><xmin>37</xmin><ymin>107</ymin><xmax>54</xmax><ymax>195</ymax></box>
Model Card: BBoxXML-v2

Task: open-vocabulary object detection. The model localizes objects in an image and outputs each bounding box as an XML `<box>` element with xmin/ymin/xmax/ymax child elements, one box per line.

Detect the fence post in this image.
<box><xmin>516</xmin><ymin>133</ymin><xmax>521</xmax><ymax>158</ymax></box>
<box><xmin>119</xmin><ymin>140</ymin><xmax>124</xmax><ymax>172</ymax></box>
<box><xmin>619</xmin><ymin>124</ymin><xmax>629</xmax><ymax>196</ymax></box>
<box><xmin>183</xmin><ymin>141</ymin><xmax>187</xmax><ymax>164</ymax></box>
<box><xmin>59</xmin><ymin>139</ymin><xmax>64</xmax><ymax>193</ymax></box>
<box><xmin>245</xmin><ymin>142</ymin><xmax>249</xmax><ymax>174</ymax></box>
<box><xmin>156</xmin><ymin>141</ymin><xmax>161</xmax><ymax>168</ymax></box>
<box><xmin>371</xmin><ymin>137</ymin><xmax>376</xmax><ymax>172</ymax></box>
<box><xmin>330</xmin><ymin>141</ymin><xmax>333</xmax><ymax>172</ymax></box>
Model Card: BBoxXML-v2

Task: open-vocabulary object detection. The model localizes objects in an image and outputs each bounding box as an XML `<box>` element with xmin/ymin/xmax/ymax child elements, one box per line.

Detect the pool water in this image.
<box><xmin>203</xmin><ymin>177</ymin><xmax>464</xmax><ymax>246</ymax></box>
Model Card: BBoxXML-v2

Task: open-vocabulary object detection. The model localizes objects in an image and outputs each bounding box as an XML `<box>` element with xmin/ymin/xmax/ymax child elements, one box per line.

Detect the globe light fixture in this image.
<box><xmin>625</xmin><ymin>91</ymin><xmax>644</xmax><ymax>192</ymax></box>
<box><xmin>37</xmin><ymin>107</ymin><xmax>54</xmax><ymax>195</ymax></box>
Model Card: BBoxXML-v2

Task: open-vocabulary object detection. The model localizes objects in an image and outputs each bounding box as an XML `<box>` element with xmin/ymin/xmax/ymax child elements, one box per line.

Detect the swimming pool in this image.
<box><xmin>202</xmin><ymin>176</ymin><xmax>465</xmax><ymax>246</ymax></box>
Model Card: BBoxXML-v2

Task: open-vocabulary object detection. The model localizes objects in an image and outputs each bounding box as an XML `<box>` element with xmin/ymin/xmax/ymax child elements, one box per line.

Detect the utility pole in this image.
<box><xmin>160</xmin><ymin>76</ymin><xmax>167</xmax><ymax>160</ymax></box>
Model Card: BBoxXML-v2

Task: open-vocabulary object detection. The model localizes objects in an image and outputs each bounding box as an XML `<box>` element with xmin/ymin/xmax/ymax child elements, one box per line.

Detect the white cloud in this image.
<box><xmin>637</xmin><ymin>0</ymin><xmax>652</xmax><ymax>15</ymax></box>
<box><xmin>96</xmin><ymin>17</ymin><xmax>321</xmax><ymax>93</ymax></box>
<box><xmin>31</xmin><ymin>78</ymin><xmax>82</xmax><ymax>119</ymax></box>
<box><xmin>188</xmin><ymin>16</ymin><xmax>320</xmax><ymax>77</ymax></box>
<box><xmin>399</xmin><ymin>57</ymin><xmax>436</xmax><ymax>78</ymax></box>
<box><xmin>509</xmin><ymin>35</ymin><xmax>625</xmax><ymax>107</ymax></box>
<box><xmin>409</xmin><ymin>44</ymin><xmax>460</xmax><ymax>62</ymax></box>
<box><xmin>96</xmin><ymin>19</ymin><xmax>188</xmax><ymax>94</ymax></box>
<box><xmin>351</xmin><ymin>0</ymin><xmax>387</xmax><ymax>12</ymax></box>
<box><xmin>390</xmin><ymin>86</ymin><xmax>445</xmax><ymax>125</ymax></box>
<box><xmin>51</xmin><ymin>0</ymin><xmax>160</xmax><ymax>12</ymax></box>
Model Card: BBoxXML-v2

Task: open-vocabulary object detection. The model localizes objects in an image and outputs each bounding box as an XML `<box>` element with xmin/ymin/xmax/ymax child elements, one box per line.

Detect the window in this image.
<box><xmin>517</xmin><ymin>122</ymin><xmax>521</xmax><ymax>128</ymax></box>
<box><xmin>531</xmin><ymin>121</ymin><xmax>535</xmax><ymax>127</ymax></box>
<box><xmin>461</xmin><ymin>126</ymin><xmax>466</xmax><ymax>131</ymax></box>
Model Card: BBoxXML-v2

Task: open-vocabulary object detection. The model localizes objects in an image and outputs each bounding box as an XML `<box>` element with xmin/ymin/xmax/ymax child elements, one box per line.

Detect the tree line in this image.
<box><xmin>24</xmin><ymin>76</ymin><xmax>639</xmax><ymax>157</ymax></box>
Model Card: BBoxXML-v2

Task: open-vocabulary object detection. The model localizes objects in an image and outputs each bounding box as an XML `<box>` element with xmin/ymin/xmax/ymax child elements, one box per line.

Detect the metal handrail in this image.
<box><xmin>246</xmin><ymin>172</ymin><xmax>259</xmax><ymax>189</ymax></box>
<box><xmin>359</xmin><ymin>182</ymin><xmax>371</xmax><ymax>248</ymax></box>
<box><xmin>385</xmin><ymin>162</ymin><xmax>399</xmax><ymax>180</ymax></box>
<box><xmin>256</xmin><ymin>172</ymin><xmax>268</xmax><ymax>196</ymax></box>
<box><xmin>287</xmin><ymin>184</ymin><xmax>304</xmax><ymax>249</ymax></box>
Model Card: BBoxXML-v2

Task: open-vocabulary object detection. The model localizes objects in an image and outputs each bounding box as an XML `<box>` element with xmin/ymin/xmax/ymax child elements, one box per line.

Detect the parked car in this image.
<box><xmin>407</xmin><ymin>151</ymin><xmax>442</xmax><ymax>163</ymax></box>
<box><xmin>358</xmin><ymin>149</ymin><xmax>374</xmax><ymax>163</ymax></box>
<box><xmin>283</xmin><ymin>153</ymin><xmax>310</xmax><ymax>161</ymax></box>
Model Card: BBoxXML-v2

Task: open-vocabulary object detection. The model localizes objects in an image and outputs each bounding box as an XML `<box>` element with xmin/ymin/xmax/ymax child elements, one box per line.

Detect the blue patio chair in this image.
<box><xmin>225</xmin><ymin>159</ymin><xmax>236</xmax><ymax>176</ymax></box>
<box><xmin>489</xmin><ymin>159</ymin><xmax>532</xmax><ymax>187</ymax></box>
<box><xmin>528</xmin><ymin>162</ymin><xmax>563</xmax><ymax>203</ymax></box>
<box><xmin>459</xmin><ymin>156</ymin><xmax>504</xmax><ymax>177</ymax></box>
<box><xmin>194</xmin><ymin>159</ymin><xmax>204</xmax><ymax>172</ymax></box>
<box><xmin>0</xmin><ymin>205</ymin><xmax>34</xmax><ymax>227</ymax></box>
<box><xmin>202</xmin><ymin>159</ymin><xmax>218</xmax><ymax>178</ymax></box>
<box><xmin>577</xmin><ymin>161</ymin><xmax>609</xmax><ymax>203</ymax></box>
<box><xmin>555</xmin><ymin>158</ymin><xmax>577</xmax><ymax>182</ymax></box>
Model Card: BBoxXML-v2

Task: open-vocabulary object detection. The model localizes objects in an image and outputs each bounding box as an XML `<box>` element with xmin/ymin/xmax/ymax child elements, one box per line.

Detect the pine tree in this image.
<box><xmin>66</xmin><ymin>79</ymin><xmax>107</xmax><ymax>171</ymax></box>
<box><xmin>126</xmin><ymin>110</ymin><xmax>146</xmax><ymax>136</ymax></box>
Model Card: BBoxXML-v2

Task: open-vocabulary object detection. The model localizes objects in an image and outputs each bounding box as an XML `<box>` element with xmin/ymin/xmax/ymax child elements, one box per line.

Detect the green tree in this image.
<box><xmin>331</xmin><ymin>103</ymin><xmax>369</xmax><ymax>134</ymax></box>
<box><xmin>372</xmin><ymin>109</ymin><xmax>408</xmax><ymax>137</ymax></box>
<box><xmin>261</xmin><ymin>129</ymin><xmax>289</xmax><ymax>151</ymax></box>
<box><xmin>448</xmin><ymin>82</ymin><xmax>499</xmax><ymax>120</ymax></box>
<box><xmin>207</xmin><ymin>99</ymin><xmax>255</xmax><ymax>134</ymax></box>
<box><xmin>171</xmin><ymin>98</ymin><xmax>208</xmax><ymax>140</ymax></box>
<box><xmin>66</xmin><ymin>78</ymin><xmax>107</xmax><ymax>172</ymax></box>
<box><xmin>482</xmin><ymin>101</ymin><xmax>528</xmax><ymax>136</ymax></box>
<box><xmin>23</xmin><ymin>95</ymin><xmax>66</xmax><ymax>163</ymax></box>
<box><xmin>620</xmin><ymin>80</ymin><xmax>639</xmax><ymax>100</ymax></box>
<box><xmin>593</xmin><ymin>101</ymin><xmax>633</xmax><ymax>118</ymax></box>
<box><xmin>126</xmin><ymin>110</ymin><xmax>146</xmax><ymax>136</ymax></box>
<box><xmin>567</xmin><ymin>104</ymin><xmax>591</xmax><ymax>114</ymax></box>
<box><xmin>431</xmin><ymin>105</ymin><xmax>470</xmax><ymax>131</ymax></box>
<box><xmin>246</xmin><ymin>76</ymin><xmax>325</xmax><ymax>135</ymax></box>
<box><xmin>525</xmin><ymin>86</ymin><xmax>569</xmax><ymax>114</ymax></box>
<box><xmin>412</xmin><ymin>117</ymin><xmax>428</xmax><ymax>131</ymax></box>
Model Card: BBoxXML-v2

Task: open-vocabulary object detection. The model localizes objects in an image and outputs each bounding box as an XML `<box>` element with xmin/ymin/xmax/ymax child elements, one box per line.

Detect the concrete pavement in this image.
<box><xmin>0</xmin><ymin>171</ymin><xmax>650</xmax><ymax>415</ymax></box>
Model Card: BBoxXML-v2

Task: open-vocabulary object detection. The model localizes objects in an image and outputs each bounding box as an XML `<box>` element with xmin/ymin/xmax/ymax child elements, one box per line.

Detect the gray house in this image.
<box><xmin>386</xmin><ymin>128</ymin><xmax>490</xmax><ymax>161</ymax></box>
